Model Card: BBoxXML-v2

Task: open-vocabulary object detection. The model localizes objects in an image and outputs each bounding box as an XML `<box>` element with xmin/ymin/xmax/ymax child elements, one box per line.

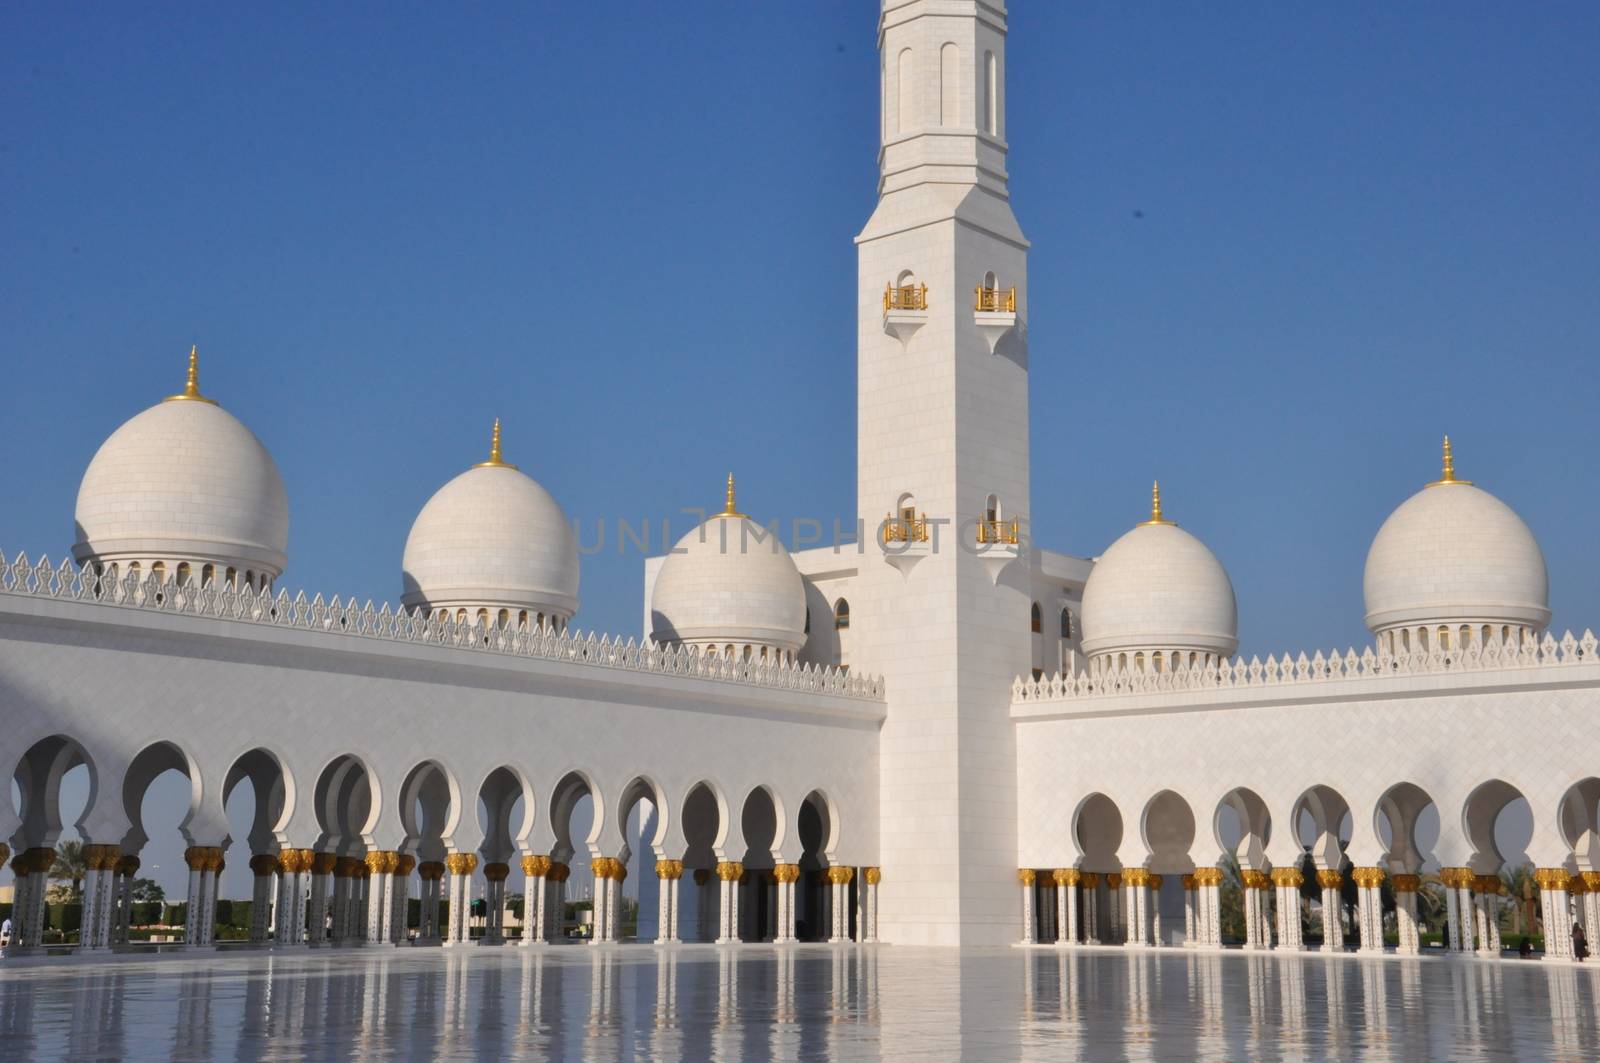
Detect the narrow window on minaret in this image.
<box><xmin>984</xmin><ymin>51</ymin><xmax>997</xmax><ymax>134</ymax></box>
<box><xmin>940</xmin><ymin>43</ymin><xmax>959</xmax><ymax>126</ymax></box>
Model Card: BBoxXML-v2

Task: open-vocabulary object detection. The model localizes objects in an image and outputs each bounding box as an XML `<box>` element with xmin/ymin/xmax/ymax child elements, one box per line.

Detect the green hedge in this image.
<box><xmin>46</xmin><ymin>903</ymin><xmax>82</xmax><ymax>933</ymax></box>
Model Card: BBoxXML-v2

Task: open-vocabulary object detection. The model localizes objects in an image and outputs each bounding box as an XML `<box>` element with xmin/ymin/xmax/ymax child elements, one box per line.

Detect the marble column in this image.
<box><xmin>1535</xmin><ymin>869</ymin><xmax>1573</xmax><ymax>960</ymax></box>
<box><xmin>1240</xmin><ymin>870</ymin><xmax>1269</xmax><ymax>950</ymax></box>
<box><xmin>1272</xmin><ymin>868</ymin><xmax>1304</xmax><ymax>951</ymax></box>
<box><xmin>863</xmin><ymin>867</ymin><xmax>881</xmax><ymax>943</ymax></box>
<box><xmin>416</xmin><ymin>861</ymin><xmax>444</xmax><ymax>943</ymax></box>
<box><xmin>352</xmin><ymin>864</ymin><xmax>371</xmax><ymax>941</ymax></box>
<box><xmin>390</xmin><ymin>855</ymin><xmax>415</xmax><ymax>944</ymax></box>
<box><xmin>1317</xmin><ymin>869</ymin><xmax>1344</xmax><ymax>952</ymax></box>
<box><xmin>1181</xmin><ymin>874</ymin><xmax>1197</xmax><ymax>947</ymax></box>
<box><xmin>276</xmin><ymin>848</ymin><xmax>315</xmax><ymax>946</ymax></box>
<box><xmin>1440</xmin><ymin>867</ymin><xmax>1473</xmax><ymax>952</ymax></box>
<box><xmin>307</xmin><ymin>853</ymin><xmax>337</xmax><ymax>945</ymax></box>
<box><xmin>520</xmin><ymin>855</ymin><xmax>550</xmax><ymax>945</ymax></box>
<box><xmin>112</xmin><ymin>854</ymin><xmax>139</xmax><ymax>945</ymax></box>
<box><xmin>1106</xmin><ymin>873</ymin><xmax>1123</xmax><ymax>945</ymax></box>
<box><xmin>1082</xmin><ymin>873</ymin><xmax>1100</xmax><ymax>944</ymax></box>
<box><xmin>1581</xmin><ymin>874</ymin><xmax>1600</xmax><ymax>948</ymax></box>
<box><xmin>827</xmin><ymin>866</ymin><xmax>852</xmax><ymax>943</ymax></box>
<box><xmin>365</xmin><ymin>850</ymin><xmax>400</xmax><ymax>946</ymax></box>
<box><xmin>772</xmin><ymin>863</ymin><xmax>798</xmax><ymax>944</ymax></box>
<box><xmin>79</xmin><ymin>844</ymin><xmax>121</xmax><ymax>951</ymax></box>
<box><xmin>1392</xmin><ymin>874</ymin><xmax>1422</xmax><ymax>955</ymax></box>
<box><xmin>184</xmin><ymin>845</ymin><xmax>223</xmax><ymax>948</ymax></box>
<box><xmin>248</xmin><ymin>854</ymin><xmax>277</xmax><ymax>944</ymax></box>
<box><xmin>482</xmin><ymin>862</ymin><xmax>509</xmax><ymax>945</ymax></box>
<box><xmin>329</xmin><ymin>857</ymin><xmax>356</xmax><ymax>944</ymax></box>
<box><xmin>1150</xmin><ymin>874</ymin><xmax>1164</xmax><ymax>946</ymax></box>
<box><xmin>13</xmin><ymin>847</ymin><xmax>54</xmax><ymax>949</ymax></box>
<box><xmin>1018</xmin><ymin>869</ymin><xmax>1037</xmax><ymax>944</ymax></box>
<box><xmin>549</xmin><ymin>862</ymin><xmax>570</xmax><ymax>942</ymax></box>
<box><xmin>716</xmin><ymin>862</ymin><xmax>745</xmax><ymax>944</ymax></box>
<box><xmin>1473</xmin><ymin>875</ymin><xmax>1502</xmax><ymax>958</ymax></box>
<box><xmin>1352</xmin><ymin>866</ymin><xmax>1385</xmax><ymax>952</ymax></box>
<box><xmin>1054</xmin><ymin>869</ymin><xmax>1079</xmax><ymax>946</ymax></box>
<box><xmin>1123</xmin><ymin>869</ymin><xmax>1149</xmax><ymax>947</ymax></box>
<box><xmin>444</xmin><ymin>852</ymin><xmax>477</xmax><ymax>946</ymax></box>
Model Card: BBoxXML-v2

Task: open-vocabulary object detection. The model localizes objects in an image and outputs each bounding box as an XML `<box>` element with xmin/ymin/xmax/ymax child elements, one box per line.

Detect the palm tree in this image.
<box><xmin>49</xmin><ymin>840</ymin><xmax>88</xmax><ymax>899</ymax></box>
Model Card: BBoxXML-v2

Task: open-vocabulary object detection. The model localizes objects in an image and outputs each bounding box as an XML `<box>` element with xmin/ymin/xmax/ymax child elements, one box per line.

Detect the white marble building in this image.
<box><xmin>3</xmin><ymin>1</ymin><xmax>1597</xmax><ymax>964</ymax></box>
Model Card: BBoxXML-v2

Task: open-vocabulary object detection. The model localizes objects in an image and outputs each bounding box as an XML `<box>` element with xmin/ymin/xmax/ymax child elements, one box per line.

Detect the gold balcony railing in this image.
<box><xmin>882</xmin><ymin>512</ymin><xmax>930</xmax><ymax>544</ymax></box>
<box><xmin>976</xmin><ymin>516</ymin><xmax>1020</xmax><ymax>545</ymax></box>
<box><xmin>974</xmin><ymin>285</ymin><xmax>1016</xmax><ymax>313</ymax></box>
<box><xmin>884</xmin><ymin>283</ymin><xmax>928</xmax><ymax>312</ymax></box>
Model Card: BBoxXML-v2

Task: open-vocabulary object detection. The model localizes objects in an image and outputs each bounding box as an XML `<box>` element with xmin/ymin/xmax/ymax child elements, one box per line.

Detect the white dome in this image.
<box><xmin>1079</xmin><ymin>487</ymin><xmax>1238</xmax><ymax>667</ymax></box>
<box><xmin>401</xmin><ymin>425</ymin><xmax>579</xmax><ymax>624</ymax></box>
<box><xmin>650</xmin><ymin>479</ymin><xmax>806</xmax><ymax>657</ymax></box>
<box><xmin>73</xmin><ymin>355</ymin><xmax>289</xmax><ymax>579</ymax></box>
<box><xmin>1362</xmin><ymin>443</ymin><xmax>1548</xmax><ymax>637</ymax></box>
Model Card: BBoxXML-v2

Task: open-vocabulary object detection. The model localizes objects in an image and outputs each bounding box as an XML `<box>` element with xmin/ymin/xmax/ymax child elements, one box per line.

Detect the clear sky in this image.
<box><xmin>2</xmin><ymin>3</ymin><xmax>1595</xmax><ymax>898</ymax></box>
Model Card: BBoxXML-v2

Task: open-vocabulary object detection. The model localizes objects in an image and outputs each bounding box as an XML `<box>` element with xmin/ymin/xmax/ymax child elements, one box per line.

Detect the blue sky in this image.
<box><xmin>3</xmin><ymin>3</ymin><xmax>1596</xmax><ymax>895</ymax></box>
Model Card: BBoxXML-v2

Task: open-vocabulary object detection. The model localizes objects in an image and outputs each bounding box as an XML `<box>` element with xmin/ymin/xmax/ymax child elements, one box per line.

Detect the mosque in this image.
<box><xmin>3</xmin><ymin>0</ymin><xmax>1597</xmax><ymax>965</ymax></box>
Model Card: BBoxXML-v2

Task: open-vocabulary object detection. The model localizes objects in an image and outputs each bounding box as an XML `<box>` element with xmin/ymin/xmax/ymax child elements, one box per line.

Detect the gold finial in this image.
<box><xmin>474</xmin><ymin>418</ymin><xmax>519</xmax><ymax>470</ymax></box>
<box><xmin>164</xmin><ymin>345</ymin><xmax>218</xmax><ymax>404</ymax></box>
<box><xmin>1427</xmin><ymin>435</ymin><xmax>1471</xmax><ymax>487</ymax></box>
<box><xmin>1140</xmin><ymin>480</ymin><xmax>1176</xmax><ymax>526</ymax></box>
<box><xmin>717</xmin><ymin>472</ymin><xmax>746</xmax><ymax>518</ymax></box>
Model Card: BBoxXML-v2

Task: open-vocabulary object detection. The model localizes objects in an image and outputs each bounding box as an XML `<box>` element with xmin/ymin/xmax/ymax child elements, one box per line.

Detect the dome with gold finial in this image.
<box><xmin>649</xmin><ymin>474</ymin><xmax>807</xmax><ymax>663</ymax></box>
<box><xmin>1362</xmin><ymin>437</ymin><xmax>1548</xmax><ymax>649</ymax></box>
<box><xmin>401</xmin><ymin>419</ymin><xmax>579</xmax><ymax>630</ymax></box>
<box><xmin>1078</xmin><ymin>482</ymin><xmax>1238</xmax><ymax>674</ymax></box>
<box><xmin>73</xmin><ymin>347</ymin><xmax>290</xmax><ymax>589</ymax></box>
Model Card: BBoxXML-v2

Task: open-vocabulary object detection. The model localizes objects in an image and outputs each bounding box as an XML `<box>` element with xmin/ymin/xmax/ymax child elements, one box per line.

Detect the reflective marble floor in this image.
<box><xmin>1</xmin><ymin>945</ymin><xmax>1596</xmax><ymax>1061</ymax></box>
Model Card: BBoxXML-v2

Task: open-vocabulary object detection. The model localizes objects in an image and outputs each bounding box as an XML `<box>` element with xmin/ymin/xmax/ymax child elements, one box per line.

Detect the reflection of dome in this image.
<box><xmin>72</xmin><ymin>348</ymin><xmax>289</xmax><ymax>587</ymax></box>
<box><xmin>1363</xmin><ymin>438</ymin><xmax>1548</xmax><ymax>645</ymax></box>
<box><xmin>650</xmin><ymin>476</ymin><xmax>807</xmax><ymax>662</ymax></box>
<box><xmin>1079</xmin><ymin>483</ymin><xmax>1238</xmax><ymax>674</ymax></box>
<box><xmin>401</xmin><ymin>421</ymin><xmax>579</xmax><ymax>629</ymax></box>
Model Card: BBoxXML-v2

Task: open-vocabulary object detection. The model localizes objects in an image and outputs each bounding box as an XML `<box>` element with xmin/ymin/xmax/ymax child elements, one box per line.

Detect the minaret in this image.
<box><xmin>854</xmin><ymin>0</ymin><xmax>1031</xmax><ymax>946</ymax></box>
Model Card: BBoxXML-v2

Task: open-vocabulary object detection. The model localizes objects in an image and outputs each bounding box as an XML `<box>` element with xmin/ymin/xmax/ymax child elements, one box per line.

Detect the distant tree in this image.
<box><xmin>49</xmin><ymin>840</ymin><xmax>88</xmax><ymax>898</ymax></box>
<box><xmin>130</xmin><ymin>878</ymin><xmax>165</xmax><ymax>903</ymax></box>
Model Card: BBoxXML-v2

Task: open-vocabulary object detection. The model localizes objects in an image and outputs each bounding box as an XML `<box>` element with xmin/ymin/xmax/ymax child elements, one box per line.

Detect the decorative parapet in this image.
<box><xmin>0</xmin><ymin>550</ymin><xmax>885</xmax><ymax>702</ymax></box>
<box><xmin>1013</xmin><ymin>629</ymin><xmax>1599</xmax><ymax>704</ymax></box>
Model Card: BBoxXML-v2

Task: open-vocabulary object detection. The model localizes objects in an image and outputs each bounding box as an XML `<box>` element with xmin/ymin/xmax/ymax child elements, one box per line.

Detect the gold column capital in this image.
<box><xmin>1581</xmin><ymin>871</ymin><xmax>1600</xmax><ymax>891</ymax></box>
<box><xmin>1106</xmin><ymin>872</ymin><xmax>1122</xmax><ymax>889</ymax></box>
<box><xmin>482</xmin><ymin>861</ymin><xmax>510</xmax><ymax>883</ymax></box>
<box><xmin>1052</xmin><ymin>868</ymin><xmax>1079</xmax><ymax>887</ymax></box>
<box><xmin>1017</xmin><ymin>868</ymin><xmax>1037</xmax><ymax>886</ymax></box>
<box><xmin>1123</xmin><ymin>868</ymin><xmax>1150</xmax><ymax>887</ymax></box>
<box><xmin>366</xmin><ymin>850</ymin><xmax>400</xmax><ymax>875</ymax></box>
<box><xmin>864</xmin><ymin>866</ymin><xmax>882</xmax><ymax>886</ymax></box>
<box><xmin>115</xmin><ymin>854</ymin><xmax>141</xmax><ymax>877</ymax></box>
<box><xmin>445</xmin><ymin>852</ymin><xmax>479</xmax><ymax>876</ymax></box>
<box><xmin>1350</xmin><ymin>866</ymin><xmax>1386</xmax><ymax>889</ymax></box>
<box><xmin>311</xmin><ymin>852</ymin><xmax>339</xmax><ymax>875</ymax></box>
<box><xmin>1534</xmin><ymin>867</ymin><xmax>1572</xmax><ymax>891</ymax></box>
<box><xmin>1390</xmin><ymin>874</ymin><xmax>1421</xmax><ymax>893</ymax></box>
<box><xmin>249</xmin><ymin>853</ymin><xmax>281</xmax><ymax>877</ymax></box>
<box><xmin>1180</xmin><ymin>874</ymin><xmax>1195</xmax><ymax>890</ymax></box>
<box><xmin>1473</xmin><ymin>874</ymin><xmax>1502</xmax><ymax>894</ymax></box>
<box><xmin>1439</xmin><ymin>866</ymin><xmax>1473</xmax><ymax>889</ymax></box>
<box><xmin>1080</xmin><ymin>872</ymin><xmax>1100</xmax><ymax>888</ymax></box>
<box><xmin>716</xmin><ymin>861</ymin><xmax>745</xmax><ymax>882</ymax></box>
<box><xmin>1240</xmin><ymin>869</ymin><xmax>1271</xmax><ymax>890</ymax></box>
<box><xmin>394</xmin><ymin>854</ymin><xmax>417</xmax><ymax>877</ymax></box>
<box><xmin>523</xmin><ymin>855</ymin><xmax>553</xmax><ymax>878</ymax></box>
<box><xmin>1270</xmin><ymin>868</ymin><xmax>1304</xmax><ymax>888</ymax></box>
<box><xmin>1315</xmin><ymin>869</ymin><xmax>1343</xmax><ymax>889</ymax></box>
<box><xmin>417</xmin><ymin>861</ymin><xmax>446</xmax><ymax>881</ymax></box>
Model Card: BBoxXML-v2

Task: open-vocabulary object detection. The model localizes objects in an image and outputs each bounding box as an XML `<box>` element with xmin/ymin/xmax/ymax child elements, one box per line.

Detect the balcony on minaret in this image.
<box><xmin>881</xmin><ymin>511</ymin><xmax>929</xmax><ymax>545</ymax></box>
<box><xmin>973</xmin><ymin>284</ymin><xmax>1018</xmax><ymax>354</ymax></box>
<box><xmin>882</xmin><ymin>282</ymin><xmax>928</xmax><ymax>349</ymax></box>
<box><xmin>880</xmin><ymin>508</ymin><xmax>931</xmax><ymax>576</ymax></box>
<box><xmin>976</xmin><ymin>517</ymin><xmax>1019</xmax><ymax>546</ymax></box>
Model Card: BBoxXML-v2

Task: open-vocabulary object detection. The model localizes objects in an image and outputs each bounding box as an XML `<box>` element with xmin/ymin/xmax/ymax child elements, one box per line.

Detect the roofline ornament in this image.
<box><xmin>474</xmin><ymin>418</ymin><xmax>519</xmax><ymax>470</ymax></box>
<box><xmin>1138</xmin><ymin>480</ymin><xmax>1176</xmax><ymax>526</ymax></box>
<box><xmin>1427</xmin><ymin>435</ymin><xmax>1472</xmax><ymax>487</ymax></box>
<box><xmin>164</xmin><ymin>346</ymin><xmax>218</xmax><ymax>405</ymax></box>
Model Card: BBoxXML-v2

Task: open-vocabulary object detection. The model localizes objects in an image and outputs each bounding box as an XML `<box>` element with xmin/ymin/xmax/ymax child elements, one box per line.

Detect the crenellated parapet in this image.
<box><xmin>0</xmin><ymin>548</ymin><xmax>884</xmax><ymax>702</ymax></box>
<box><xmin>1014</xmin><ymin>628</ymin><xmax>1600</xmax><ymax>705</ymax></box>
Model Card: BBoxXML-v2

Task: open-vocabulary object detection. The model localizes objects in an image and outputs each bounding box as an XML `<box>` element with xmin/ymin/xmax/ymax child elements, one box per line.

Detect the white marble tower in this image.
<box><xmin>854</xmin><ymin>0</ymin><xmax>1031</xmax><ymax>945</ymax></box>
